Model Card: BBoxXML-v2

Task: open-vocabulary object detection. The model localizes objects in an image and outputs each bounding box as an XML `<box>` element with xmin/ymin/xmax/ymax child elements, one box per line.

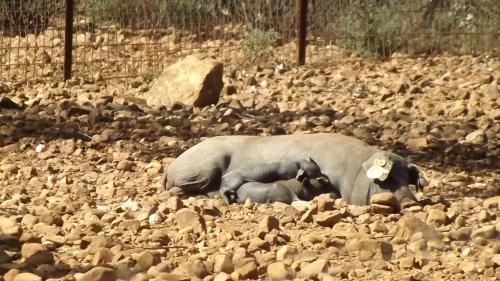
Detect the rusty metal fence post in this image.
<box><xmin>64</xmin><ymin>0</ymin><xmax>74</xmax><ymax>81</ymax></box>
<box><xmin>297</xmin><ymin>0</ymin><xmax>308</xmax><ymax>65</ymax></box>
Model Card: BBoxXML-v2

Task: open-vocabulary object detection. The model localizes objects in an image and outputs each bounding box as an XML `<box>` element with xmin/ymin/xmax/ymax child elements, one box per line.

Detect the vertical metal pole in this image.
<box><xmin>64</xmin><ymin>0</ymin><xmax>74</xmax><ymax>81</ymax></box>
<box><xmin>297</xmin><ymin>0</ymin><xmax>308</xmax><ymax>65</ymax></box>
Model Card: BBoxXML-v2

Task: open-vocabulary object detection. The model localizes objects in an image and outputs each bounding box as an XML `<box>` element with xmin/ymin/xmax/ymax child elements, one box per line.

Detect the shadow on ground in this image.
<box><xmin>1</xmin><ymin>96</ymin><xmax>498</xmax><ymax>173</ymax></box>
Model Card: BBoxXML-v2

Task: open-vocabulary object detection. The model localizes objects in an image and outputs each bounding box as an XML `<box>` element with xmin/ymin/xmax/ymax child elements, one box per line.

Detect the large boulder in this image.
<box><xmin>146</xmin><ymin>55</ymin><xmax>224</xmax><ymax>108</ymax></box>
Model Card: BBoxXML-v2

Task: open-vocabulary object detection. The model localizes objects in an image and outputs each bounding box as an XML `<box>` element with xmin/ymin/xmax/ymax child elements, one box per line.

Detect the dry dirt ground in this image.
<box><xmin>0</xmin><ymin>55</ymin><xmax>499</xmax><ymax>281</ymax></box>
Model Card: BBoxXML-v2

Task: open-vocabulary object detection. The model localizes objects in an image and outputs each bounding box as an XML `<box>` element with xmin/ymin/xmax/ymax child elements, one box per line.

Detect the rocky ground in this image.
<box><xmin>0</xmin><ymin>55</ymin><xmax>499</xmax><ymax>281</ymax></box>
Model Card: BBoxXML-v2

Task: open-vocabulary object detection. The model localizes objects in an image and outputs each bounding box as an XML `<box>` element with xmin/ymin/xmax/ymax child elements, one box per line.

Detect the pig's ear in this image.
<box><xmin>363</xmin><ymin>154</ymin><xmax>392</xmax><ymax>181</ymax></box>
<box><xmin>408</xmin><ymin>164</ymin><xmax>429</xmax><ymax>191</ymax></box>
<box><xmin>296</xmin><ymin>168</ymin><xmax>306</xmax><ymax>181</ymax></box>
<box><xmin>308</xmin><ymin>156</ymin><xmax>319</xmax><ymax>166</ymax></box>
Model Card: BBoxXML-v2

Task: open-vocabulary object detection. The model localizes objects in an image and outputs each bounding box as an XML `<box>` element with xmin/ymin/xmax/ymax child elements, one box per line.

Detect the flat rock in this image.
<box><xmin>213</xmin><ymin>253</ymin><xmax>233</xmax><ymax>274</ymax></box>
<box><xmin>299</xmin><ymin>209</ymin><xmax>315</xmax><ymax>223</ymax></box>
<box><xmin>166</xmin><ymin>196</ymin><xmax>185</xmax><ymax>211</ymax></box>
<box><xmin>149</xmin><ymin>273</ymin><xmax>189</xmax><ymax>281</ymax></box>
<box><xmin>492</xmin><ymin>254</ymin><xmax>500</xmax><ymax>266</ymax></box>
<box><xmin>299</xmin><ymin>259</ymin><xmax>329</xmax><ymax>278</ymax></box>
<box><xmin>147</xmin><ymin>261</ymin><xmax>175</xmax><ymax>277</ymax></box>
<box><xmin>174</xmin><ymin>208</ymin><xmax>206</xmax><ymax>234</ymax></box>
<box><xmin>477</xmin><ymin>210</ymin><xmax>492</xmax><ymax>222</ymax></box>
<box><xmin>393</xmin><ymin>214</ymin><xmax>443</xmax><ymax>242</ymax></box>
<box><xmin>0</xmin><ymin>163</ymin><xmax>18</xmax><ymax>174</ymax></box>
<box><xmin>449</xmin><ymin>227</ymin><xmax>472</xmax><ymax>241</ymax></box>
<box><xmin>117</xmin><ymin>160</ymin><xmax>134</xmax><ymax>171</ymax></box>
<box><xmin>189</xmin><ymin>260</ymin><xmax>209</xmax><ymax>278</ymax></box>
<box><xmin>276</xmin><ymin>245</ymin><xmax>298</xmax><ymax>261</ymax></box>
<box><xmin>370</xmin><ymin>193</ymin><xmax>400</xmax><ymax>210</ymax></box>
<box><xmin>131</xmin><ymin>250</ymin><xmax>154</xmax><ymax>272</ymax></box>
<box><xmin>471</xmin><ymin>225</ymin><xmax>497</xmax><ymax>239</ymax></box>
<box><xmin>483</xmin><ymin>196</ymin><xmax>500</xmax><ymax>209</ymax></box>
<box><xmin>0</xmin><ymin>217</ymin><xmax>21</xmax><ymax>236</ymax></box>
<box><xmin>92</xmin><ymin>248</ymin><xmax>113</xmax><ymax>265</ymax></box>
<box><xmin>248</xmin><ymin>237</ymin><xmax>270</xmax><ymax>252</ymax></box>
<box><xmin>407</xmin><ymin>138</ymin><xmax>428</xmax><ymax>151</ymax></box>
<box><xmin>21</xmin><ymin>243</ymin><xmax>54</xmax><ymax>265</ymax></box>
<box><xmin>348</xmin><ymin>205</ymin><xmax>370</xmax><ymax>217</ymax></box>
<box><xmin>484</xmin><ymin>83</ymin><xmax>499</xmax><ymax>97</ymax></box>
<box><xmin>399</xmin><ymin>256</ymin><xmax>415</xmax><ymax>269</ymax></box>
<box><xmin>291</xmin><ymin>200</ymin><xmax>312</xmax><ymax>212</ymax></box>
<box><xmin>232</xmin><ymin>248</ymin><xmax>252</xmax><ymax>268</ymax></box>
<box><xmin>460</xmin><ymin>261</ymin><xmax>477</xmax><ymax>274</ymax></box>
<box><xmin>256</xmin><ymin>215</ymin><xmax>280</xmax><ymax>239</ymax></box>
<box><xmin>41</xmin><ymin>235</ymin><xmax>66</xmax><ymax>245</ymax></box>
<box><xmin>87</xmin><ymin>235</ymin><xmax>113</xmax><ymax>253</ymax></box>
<box><xmin>370</xmin><ymin>204</ymin><xmax>395</xmax><ymax>215</ymax></box>
<box><xmin>172</xmin><ymin>261</ymin><xmax>201</xmax><ymax>278</ymax></box>
<box><xmin>236</xmin><ymin>260</ymin><xmax>258</xmax><ymax>279</ymax></box>
<box><xmin>21</xmin><ymin>243</ymin><xmax>44</xmax><ymax>259</ymax></box>
<box><xmin>20</xmin><ymin>167</ymin><xmax>37</xmax><ymax>179</ymax></box>
<box><xmin>464</xmin><ymin>130</ymin><xmax>486</xmax><ymax>145</ymax></box>
<box><xmin>313</xmin><ymin>211</ymin><xmax>343</xmax><ymax>227</ymax></box>
<box><xmin>369</xmin><ymin>220</ymin><xmax>387</xmax><ymax>233</ymax></box>
<box><xmin>213</xmin><ymin>272</ymin><xmax>233</xmax><ymax>281</ymax></box>
<box><xmin>426</xmin><ymin>209</ymin><xmax>447</xmax><ymax>227</ymax></box>
<box><xmin>345</xmin><ymin>239</ymin><xmax>393</xmax><ymax>261</ymax></box>
<box><xmin>3</xmin><ymin>269</ymin><xmax>20</xmax><ymax>281</ymax></box>
<box><xmin>12</xmin><ymin>273</ymin><xmax>42</xmax><ymax>281</ymax></box>
<box><xmin>78</xmin><ymin>267</ymin><xmax>117</xmax><ymax>281</ymax></box>
<box><xmin>315</xmin><ymin>195</ymin><xmax>336</xmax><ymax>211</ymax></box>
<box><xmin>267</xmin><ymin>262</ymin><xmax>294</xmax><ymax>281</ymax></box>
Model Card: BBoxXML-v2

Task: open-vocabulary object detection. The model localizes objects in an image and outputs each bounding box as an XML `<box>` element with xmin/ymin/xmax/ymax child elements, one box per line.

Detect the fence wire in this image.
<box><xmin>307</xmin><ymin>0</ymin><xmax>500</xmax><ymax>64</ymax></box>
<box><xmin>71</xmin><ymin>0</ymin><xmax>297</xmax><ymax>80</ymax></box>
<box><xmin>1</xmin><ymin>0</ymin><xmax>499</xmax><ymax>83</ymax></box>
<box><xmin>0</xmin><ymin>0</ymin><xmax>66</xmax><ymax>82</ymax></box>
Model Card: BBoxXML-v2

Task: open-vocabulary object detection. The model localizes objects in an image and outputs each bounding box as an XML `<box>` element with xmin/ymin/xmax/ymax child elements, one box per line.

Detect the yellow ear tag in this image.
<box><xmin>367</xmin><ymin>159</ymin><xmax>393</xmax><ymax>181</ymax></box>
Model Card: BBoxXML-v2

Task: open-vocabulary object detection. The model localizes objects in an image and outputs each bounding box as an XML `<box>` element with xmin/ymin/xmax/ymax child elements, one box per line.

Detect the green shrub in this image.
<box><xmin>82</xmin><ymin>0</ymin><xmax>222</xmax><ymax>28</ymax></box>
<box><xmin>243</xmin><ymin>28</ymin><xmax>281</xmax><ymax>63</ymax></box>
<box><xmin>1</xmin><ymin>0</ymin><xmax>497</xmax><ymax>58</ymax></box>
<box><xmin>335</xmin><ymin>3</ymin><xmax>419</xmax><ymax>57</ymax></box>
<box><xmin>328</xmin><ymin>0</ymin><xmax>500</xmax><ymax>58</ymax></box>
<box><xmin>0</xmin><ymin>0</ymin><xmax>61</xmax><ymax>35</ymax></box>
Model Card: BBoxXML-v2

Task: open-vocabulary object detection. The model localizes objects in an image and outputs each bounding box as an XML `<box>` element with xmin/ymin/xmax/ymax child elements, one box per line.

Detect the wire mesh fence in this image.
<box><xmin>0</xmin><ymin>0</ymin><xmax>66</xmax><ymax>82</ymax></box>
<box><xmin>307</xmin><ymin>0</ymin><xmax>500</xmax><ymax>64</ymax></box>
<box><xmin>1</xmin><ymin>0</ymin><xmax>499</xmax><ymax>83</ymax></box>
<box><xmin>71</xmin><ymin>0</ymin><xmax>298</xmax><ymax>80</ymax></box>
